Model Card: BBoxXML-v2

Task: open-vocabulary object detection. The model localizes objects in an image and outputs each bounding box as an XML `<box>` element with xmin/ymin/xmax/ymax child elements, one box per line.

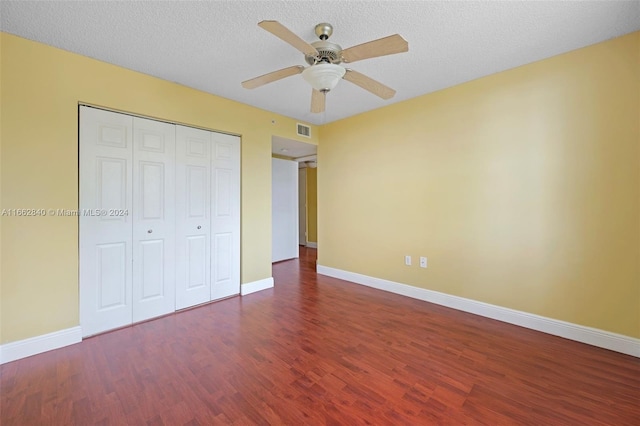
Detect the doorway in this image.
<box><xmin>271</xmin><ymin>136</ymin><xmax>317</xmax><ymax>261</ymax></box>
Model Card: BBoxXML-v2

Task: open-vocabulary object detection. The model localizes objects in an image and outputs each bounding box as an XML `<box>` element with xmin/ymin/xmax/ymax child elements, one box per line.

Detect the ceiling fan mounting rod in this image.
<box><xmin>315</xmin><ymin>23</ymin><xmax>333</xmax><ymax>40</ymax></box>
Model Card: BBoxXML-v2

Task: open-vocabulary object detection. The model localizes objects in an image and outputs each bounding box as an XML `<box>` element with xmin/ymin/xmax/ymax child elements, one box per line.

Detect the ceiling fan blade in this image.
<box><xmin>241</xmin><ymin>65</ymin><xmax>304</xmax><ymax>89</ymax></box>
<box><xmin>258</xmin><ymin>20</ymin><xmax>318</xmax><ymax>57</ymax></box>
<box><xmin>343</xmin><ymin>69</ymin><xmax>396</xmax><ymax>99</ymax></box>
<box><xmin>341</xmin><ymin>34</ymin><xmax>408</xmax><ymax>63</ymax></box>
<box><xmin>311</xmin><ymin>89</ymin><xmax>325</xmax><ymax>113</ymax></box>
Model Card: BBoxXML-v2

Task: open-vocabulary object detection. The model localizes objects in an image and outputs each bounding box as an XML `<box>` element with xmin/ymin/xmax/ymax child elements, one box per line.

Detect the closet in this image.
<box><xmin>79</xmin><ymin>106</ymin><xmax>240</xmax><ymax>337</ymax></box>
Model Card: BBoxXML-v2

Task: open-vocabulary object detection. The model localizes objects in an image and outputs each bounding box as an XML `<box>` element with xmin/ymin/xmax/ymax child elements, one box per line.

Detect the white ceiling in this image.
<box><xmin>2</xmin><ymin>1</ymin><xmax>639</xmax><ymax>125</ymax></box>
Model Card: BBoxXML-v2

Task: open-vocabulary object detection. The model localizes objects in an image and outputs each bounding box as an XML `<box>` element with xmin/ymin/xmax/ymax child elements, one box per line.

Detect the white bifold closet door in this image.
<box><xmin>210</xmin><ymin>131</ymin><xmax>241</xmax><ymax>301</ymax></box>
<box><xmin>175</xmin><ymin>126</ymin><xmax>212</xmax><ymax>309</ymax></box>
<box><xmin>175</xmin><ymin>126</ymin><xmax>241</xmax><ymax>308</ymax></box>
<box><xmin>131</xmin><ymin>117</ymin><xmax>176</xmax><ymax>323</ymax></box>
<box><xmin>80</xmin><ymin>106</ymin><xmax>240</xmax><ymax>337</ymax></box>
<box><xmin>79</xmin><ymin>107</ymin><xmax>134</xmax><ymax>335</ymax></box>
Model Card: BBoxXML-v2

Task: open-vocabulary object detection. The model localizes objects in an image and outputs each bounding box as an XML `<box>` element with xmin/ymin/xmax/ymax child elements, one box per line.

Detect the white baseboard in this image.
<box><xmin>317</xmin><ymin>265</ymin><xmax>640</xmax><ymax>358</ymax></box>
<box><xmin>241</xmin><ymin>277</ymin><xmax>274</xmax><ymax>296</ymax></box>
<box><xmin>306</xmin><ymin>242</ymin><xmax>318</xmax><ymax>248</ymax></box>
<box><xmin>0</xmin><ymin>326</ymin><xmax>83</xmax><ymax>365</ymax></box>
<box><xmin>0</xmin><ymin>278</ymin><xmax>274</xmax><ymax>363</ymax></box>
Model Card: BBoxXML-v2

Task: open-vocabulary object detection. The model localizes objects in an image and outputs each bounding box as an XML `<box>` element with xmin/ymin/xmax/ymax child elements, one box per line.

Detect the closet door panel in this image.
<box><xmin>211</xmin><ymin>133</ymin><xmax>241</xmax><ymax>300</ymax></box>
<box><xmin>96</xmin><ymin>243</ymin><xmax>128</xmax><ymax>308</ymax></box>
<box><xmin>79</xmin><ymin>106</ymin><xmax>134</xmax><ymax>337</ymax></box>
<box><xmin>132</xmin><ymin>117</ymin><xmax>176</xmax><ymax>322</ymax></box>
<box><xmin>81</xmin><ymin>108</ymin><xmax>242</xmax><ymax>332</ymax></box>
<box><xmin>176</xmin><ymin>126</ymin><xmax>212</xmax><ymax>309</ymax></box>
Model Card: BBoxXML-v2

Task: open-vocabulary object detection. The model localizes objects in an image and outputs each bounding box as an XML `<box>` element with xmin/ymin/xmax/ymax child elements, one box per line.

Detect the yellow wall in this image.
<box><xmin>0</xmin><ymin>36</ymin><xmax>3</xmax><ymax>345</ymax></box>
<box><xmin>306</xmin><ymin>167</ymin><xmax>318</xmax><ymax>243</ymax></box>
<box><xmin>2</xmin><ymin>30</ymin><xmax>638</xmax><ymax>345</ymax></box>
<box><xmin>0</xmin><ymin>33</ymin><xmax>317</xmax><ymax>344</ymax></box>
<box><xmin>319</xmin><ymin>32</ymin><xmax>640</xmax><ymax>338</ymax></box>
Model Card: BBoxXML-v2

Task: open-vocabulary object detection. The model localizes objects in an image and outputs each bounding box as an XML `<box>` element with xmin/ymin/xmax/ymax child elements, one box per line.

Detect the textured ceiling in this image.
<box><xmin>2</xmin><ymin>1</ymin><xmax>639</xmax><ymax>125</ymax></box>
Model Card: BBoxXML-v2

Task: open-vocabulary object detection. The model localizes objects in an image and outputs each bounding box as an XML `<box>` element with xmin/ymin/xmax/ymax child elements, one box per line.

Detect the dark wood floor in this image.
<box><xmin>2</xmin><ymin>246</ymin><xmax>639</xmax><ymax>425</ymax></box>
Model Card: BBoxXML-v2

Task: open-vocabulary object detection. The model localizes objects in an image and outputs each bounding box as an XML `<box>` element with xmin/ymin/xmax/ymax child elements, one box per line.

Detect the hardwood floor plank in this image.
<box><xmin>2</xmin><ymin>246</ymin><xmax>639</xmax><ymax>425</ymax></box>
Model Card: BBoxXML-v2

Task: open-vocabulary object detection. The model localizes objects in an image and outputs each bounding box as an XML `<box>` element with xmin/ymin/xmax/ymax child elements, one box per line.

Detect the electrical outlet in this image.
<box><xmin>420</xmin><ymin>257</ymin><xmax>427</xmax><ymax>268</ymax></box>
<box><xmin>405</xmin><ymin>255</ymin><xmax>412</xmax><ymax>266</ymax></box>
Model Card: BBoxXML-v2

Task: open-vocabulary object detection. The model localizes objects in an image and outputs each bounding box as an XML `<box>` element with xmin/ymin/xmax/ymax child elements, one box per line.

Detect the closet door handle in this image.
<box><xmin>147</xmin><ymin>229</ymin><xmax>153</xmax><ymax>234</ymax></box>
<box><xmin>197</xmin><ymin>225</ymin><xmax>202</xmax><ymax>230</ymax></box>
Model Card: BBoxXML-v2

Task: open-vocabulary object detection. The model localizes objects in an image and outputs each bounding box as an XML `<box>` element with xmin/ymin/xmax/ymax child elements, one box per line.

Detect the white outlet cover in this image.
<box><xmin>420</xmin><ymin>257</ymin><xmax>427</xmax><ymax>268</ymax></box>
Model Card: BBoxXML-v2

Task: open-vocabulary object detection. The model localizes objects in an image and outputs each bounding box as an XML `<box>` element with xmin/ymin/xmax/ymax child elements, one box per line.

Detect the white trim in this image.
<box><xmin>306</xmin><ymin>242</ymin><xmax>318</xmax><ymax>248</ymax></box>
<box><xmin>80</xmin><ymin>103</ymin><xmax>241</xmax><ymax>137</ymax></box>
<box><xmin>241</xmin><ymin>277</ymin><xmax>274</xmax><ymax>296</ymax></box>
<box><xmin>317</xmin><ymin>265</ymin><xmax>640</xmax><ymax>358</ymax></box>
<box><xmin>295</xmin><ymin>155</ymin><xmax>317</xmax><ymax>163</ymax></box>
<box><xmin>0</xmin><ymin>326</ymin><xmax>83</xmax><ymax>365</ymax></box>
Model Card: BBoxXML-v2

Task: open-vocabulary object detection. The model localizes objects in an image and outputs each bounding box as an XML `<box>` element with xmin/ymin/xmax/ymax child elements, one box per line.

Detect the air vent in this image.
<box><xmin>297</xmin><ymin>123</ymin><xmax>311</xmax><ymax>138</ymax></box>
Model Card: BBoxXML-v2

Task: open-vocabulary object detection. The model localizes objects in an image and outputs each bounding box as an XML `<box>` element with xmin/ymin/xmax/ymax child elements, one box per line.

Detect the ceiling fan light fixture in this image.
<box><xmin>302</xmin><ymin>63</ymin><xmax>346</xmax><ymax>92</ymax></box>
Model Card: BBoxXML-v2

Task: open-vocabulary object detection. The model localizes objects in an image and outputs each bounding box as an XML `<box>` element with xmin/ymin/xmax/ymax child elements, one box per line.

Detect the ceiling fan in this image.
<box><xmin>241</xmin><ymin>21</ymin><xmax>409</xmax><ymax>113</ymax></box>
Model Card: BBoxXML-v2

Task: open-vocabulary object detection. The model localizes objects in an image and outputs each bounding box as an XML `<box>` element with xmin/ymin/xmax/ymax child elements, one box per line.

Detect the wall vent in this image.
<box><xmin>297</xmin><ymin>123</ymin><xmax>311</xmax><ymax>138</ymax></box>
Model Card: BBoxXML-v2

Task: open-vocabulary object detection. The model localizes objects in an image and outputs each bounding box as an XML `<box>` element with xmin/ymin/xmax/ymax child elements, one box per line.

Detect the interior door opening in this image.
<box><xmin>271</xmin><ymin>136</ymin><xmax>318</xmax><ymax>264</ymax></box>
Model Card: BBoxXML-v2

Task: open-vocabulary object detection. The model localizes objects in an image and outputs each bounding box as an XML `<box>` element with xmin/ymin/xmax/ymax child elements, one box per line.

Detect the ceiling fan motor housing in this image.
<box><xmin>305</xmin><ymin>40</ymin><xmax>343</xmax><ymax>65</ymax></box>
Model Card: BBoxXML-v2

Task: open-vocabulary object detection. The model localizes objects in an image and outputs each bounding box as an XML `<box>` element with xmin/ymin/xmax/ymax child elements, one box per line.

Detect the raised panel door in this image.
<box><xmin>211</xmin><ymin>133</ymin><xmax>241</xmax><ymax>300</ymax></box>
<box><xmin>132</xmin><ymin>117</ymin><xmax>176</xmax><ymax>322</ymax></box>
<box><xmin>79</xmin><ymin>106</ymin><xmax>133</xmax><ymax>336</ymax></box>
<box><xmin>175</xmin><ymin>125</ymin><xmax>212</xmax><ymax>309</ymax></box>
